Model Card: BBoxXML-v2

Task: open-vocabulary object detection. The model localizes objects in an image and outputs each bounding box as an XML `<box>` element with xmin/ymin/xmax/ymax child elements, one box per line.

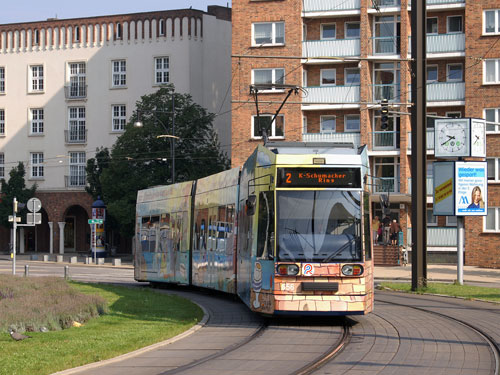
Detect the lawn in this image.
<box><xmin>0</xmin><ymin>282</ymin><xmax>203</xmax><ymax>375</ymax></box>
<box><xmin>379</xmin><ymin>282</ymin><xmax>500</xmax><ymax>303</ymax></box>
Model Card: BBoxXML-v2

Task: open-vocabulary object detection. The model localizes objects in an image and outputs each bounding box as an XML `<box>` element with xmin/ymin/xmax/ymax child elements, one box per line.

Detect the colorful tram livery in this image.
<box><xmin>135</xmin><ymin>143</ymin><xmax>374</xmax><ymax>315</ymax></box>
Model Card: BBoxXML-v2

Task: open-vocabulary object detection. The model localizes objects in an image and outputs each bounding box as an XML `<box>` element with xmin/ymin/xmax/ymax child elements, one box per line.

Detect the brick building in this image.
<box><xmin>0</xmin><ymin>6</ymin><xmax>231</xmax><ymax>254</ymax></box>
<box><xmin>231</xmin><ymin>0</ymin><xmax>500</xmax><ymax>268</ymax></box>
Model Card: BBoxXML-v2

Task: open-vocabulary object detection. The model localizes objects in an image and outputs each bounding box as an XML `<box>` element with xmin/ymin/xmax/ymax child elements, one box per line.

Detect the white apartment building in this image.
<box><xmin>0</xmin><ymin>6</ymin><xmax>231</xmax><ymax>254</ymax></box>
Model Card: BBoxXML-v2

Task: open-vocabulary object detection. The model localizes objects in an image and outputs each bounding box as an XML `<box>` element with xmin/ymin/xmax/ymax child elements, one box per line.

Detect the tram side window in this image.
<box><xmin>158</xmin><ymin>213</ymin><xmax>171</xmax><ymax>253</ymax></box>
<box><xmin>226</xmin><ymin>204</ymin><xmax>235</xmax><ymax>255</ymax></box>
<box><xmin>180</xmin><ymin>211</ymin><xmax>188</xmax><ymax>251</ymax></box>
<box><xmin>364</xmin><ymin>193</ymin><xmax>372</xmax><ymax>260</ymax></box>
<box><xmin>140</xmin><ymin>216</ymin><xmax>151</xmax><ymax>252</ymax></box>
<box><xmin>149</xmin><ymin>216</ymin><xmax>160</xmax><ymax>252</ymax></box>
<box><xmin>196</xmin><ymin>208</ymin><xmax>209</xmax><ymax>251</ymax></box>
<box><xmin>257</xmin><ymin>191</ymin><xmax>274</xmax><ymax>259</ymax></box>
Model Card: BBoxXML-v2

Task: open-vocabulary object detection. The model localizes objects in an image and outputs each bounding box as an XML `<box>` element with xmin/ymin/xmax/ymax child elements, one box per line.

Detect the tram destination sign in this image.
<box><xmin>277</xmin><ymin>167</ymin><xmax>361</xmax><ymax>188</ymax></box>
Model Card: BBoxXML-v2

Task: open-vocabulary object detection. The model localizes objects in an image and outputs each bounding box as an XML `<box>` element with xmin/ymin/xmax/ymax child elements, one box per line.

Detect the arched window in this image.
<box><xmin>115</xmin><ymin>23</ymin><xmax>122</xmax><ymax>39</ymax></box>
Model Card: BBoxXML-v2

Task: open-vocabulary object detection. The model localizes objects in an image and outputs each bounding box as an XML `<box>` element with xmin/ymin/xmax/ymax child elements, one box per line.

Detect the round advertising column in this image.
<box><xmin>91</xmin><ymin>196</ymin><xmax>106</xmax><ymax>258</ymax></box>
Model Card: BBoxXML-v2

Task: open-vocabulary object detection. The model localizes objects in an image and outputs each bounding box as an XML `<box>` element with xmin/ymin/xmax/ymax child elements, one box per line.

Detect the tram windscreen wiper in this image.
<box><xmin>322</xmin><ymin>236</ymin><xmax>357</xmax><ymax>263</ymax></box>
<box><xmin>285</xmin><ymin>227</ymin><xmax>315</xmax><ymax>250</ymax></box>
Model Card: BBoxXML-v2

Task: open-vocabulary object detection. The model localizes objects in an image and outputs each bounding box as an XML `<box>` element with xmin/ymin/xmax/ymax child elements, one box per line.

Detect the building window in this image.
<box><xmin>74</xmin><ymin>26</ymin><xmax>80</xmax><ymax>42</ymax></box>
<box><xmin>485</xmin><ymin>108</ymin><xmax>500</xmax><ymax>132</ymax></box>
<box><xmin>427</xmin><ymin>209</ymin><xmax>437</xmax><ymax>226</ymax></box>
<box><xmin>68</xmin><ymin>62</ymin><xmax>86</xmax><ymax>98</ymax></box>
<box><xmin>487</xmin><ymin>158</ymin><xmax>500</xmax><ymax>181</ymax></box>
<box><xmin>446</xmin><ymin>112</ymin><xmax>461</xmax><ymax>118</ymax></box>
<box><xmin>68</xmin><ymin>107</ymin><xmax>86</xmax><ymax>143</ymax></box>
<box><xmin>320</xmin><ymin>69</ymin><xmax>336</xmax><ymax>86</ymax></box>
<box><xmin>374</xmin><ymin>15</ymin><xmax>400</xmax><ymax>54</ymax></box>
<box><xmin>447</xmin><ymin>63</ymin><xmax>463</xmax><ymax>82</ymax></box>
<box><xmin>321</xmin><ymin>23</ymin><xmax>336</xmax><ymax>40</ymax></box>
<box><xmin>320</xmin><ymin>116</ymin><xmax>336</xmax><ymax>133</ymax></box>
<box><xmin>154</xmin><ymin>57</ymin><xmax>169</xmax><ymax>84</ymax></box>
<box><xmin>30</xmin><ymin>109</ymin><xmax>44</xmax><ymax>134</ymax></box>
<box><xmin>345</xmin><ymin>68</ymin><xmax>360</xmax><ymax>85</ymax></box>
<box><xmin>31</xmin><ymin>152</ymin><xmax>44</xmax><ymax>178</ymax></box>
<box><xmin>159</xmin><ymin>19</ymin><xmax>166</xmax><ymax>36</ymax></box>
<box><xmin>373</xmin><ymin>157</ymin><xmax>400</xmax><ymax>193</ymax></box>
<box><xmin>0</xmin><ymin>153</ymin><xmax>4</xmax><ymax>178</ymax></box>
<box><xmin>69</xmin><ymin>152</ymin><xmax>86</xmax><ymax>186</ymax></box>
<box><xmin>252</xmin><ymin>68</ymin><xmax>284</xmax><ymax>90</ymax></box>
<box><xmin>345</xmin><ymin>114</ymin><xmax>360</xmax><ymax>132</ymax></box>
<box><xmin>446</xmin><ymin>216</ymin><xmax>457</xmax><ymax>226</ymax></box>
<box><xmin>484</xmin><ymin>10</ymin><xmax>500</xmax><ymax>35</ymax></box>
<box><xmin>252</xmin><ymin>22</ymin><xmax>285</xmax><ymax>46</ymax></box>
<box><xmin>0</xmin><ymin>67</ymin><xmax>5</xmax><ymax>93</ymax></box>
<box><xmin>0</xmin><ymin>109</ymin><xmax>4</xmax><ymax>135</ymax></box>
<box><xmin>112</xmin><ymin>105</ymin><xmax>127</xmax><ymax>131</ymax></box>
<box><xmin>484</xmin><ymin>59</ymin><xmax>500</xmax><ymax>84</ymax></box>
<box><xmin>374</xmin><ymin>62</ymin><xmax>400</xmax><ymax>101</ymax></box>
<box><xmin>115</xmin><ymin>23</ymin><xmax>122</xmax><ymax>39</ymax></box>
<box><xmin>485</xmin><ymin>207</ymin><xmax>500</xmax><ymax>232</ymax></box>
<box><xmin>112</xmin><ymin>60</ymin><xmax>126</xmax><ymax>87</ymax></box>
<box><xmin>427</xmin><ymin>17</ymin><xmax>438</xmax><ymax>34</ymax></box>
<box><xmin>345</xmin><ymin>22</ymin><xmax>360</xmax><ymax>38</ymax></box>
<box><xmin>252</xmin><ymin>115</ymin><xmax>284</xmax><ymax>139</ymax></box>
<box><xmin>447</xmin><ymin>16</ymin><xmax>463</xmax><ymax>33</ymax></box>
<box><xmin>29</xmin><ymin>65</ymin><xmax>44</xmax><ymax>92</ymax></box>
<box><xmin>34</xmin><ymin>29</ymin><xmax>40</xmax><ymax>45</ymax></box>
<box><xmin>427</xmin><ymin>65</ymin><xmax>438</xmax><ymax>82</ymax></box>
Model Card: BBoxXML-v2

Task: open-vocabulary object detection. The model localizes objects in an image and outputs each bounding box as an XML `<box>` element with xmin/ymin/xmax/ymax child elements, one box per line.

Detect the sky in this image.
<box><xmin>0</xmin><ymin>1</ymin><xmax>232</xmax><ymax>24</ymax></box>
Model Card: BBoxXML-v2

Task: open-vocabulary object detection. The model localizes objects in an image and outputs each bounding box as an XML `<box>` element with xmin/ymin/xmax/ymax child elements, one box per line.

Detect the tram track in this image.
<box><xmin>376</xmin><ymin>296</ymin><xmax>500</xmax><ymax>375</ymax></box>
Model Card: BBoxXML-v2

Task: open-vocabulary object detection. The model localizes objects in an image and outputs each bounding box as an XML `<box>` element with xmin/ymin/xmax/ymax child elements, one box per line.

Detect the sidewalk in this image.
<box><xmin>375</xmin><ymin>264</ymin><xmax>500</xmax><ymax>288</ymax></box>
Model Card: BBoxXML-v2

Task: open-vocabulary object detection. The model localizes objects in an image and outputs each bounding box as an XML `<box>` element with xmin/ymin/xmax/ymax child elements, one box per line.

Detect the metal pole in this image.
<box><xmin>24</xmin><ymin>264</ymin><xmax>29</xmax><ymax>277</ymax></box>
<box><xmin>171</xmin><ymin>95</ymin><xmax>175</xmax><ymax>184</ymax></box>
<box><xmin>457</xmin><ymin>216</ymin><xmax>464</xmax><ymax>285</ymax></box>
<box><xmin>64</xmin><ymin>265</ymin><xmax>69</xmax><ymax>280</ymax></box>
<box><xmin>411</xmin><ymin>0</ymin><xmax>427</xmax><ymax>290</ymax></box>
<box><xmin>93</xmin><ymin>223</ymin><xmax>97</xmax><ymax>265</ymax></box>
<box><xmin>12</xmin><ymin>197</ymin><xmax>17</xmax><ymax>275</ymax></box>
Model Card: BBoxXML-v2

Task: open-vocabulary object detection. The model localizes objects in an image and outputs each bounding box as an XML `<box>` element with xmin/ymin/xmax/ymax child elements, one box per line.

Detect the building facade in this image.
<box><xmin>231</xmin><ymin>0</ymin><xmax>500</xmax><ymax>268</ymax></box>
<box><xmin>0</xmin><ymin>6</ymin><xmax>231</xmax><ymax>254</ymax></box>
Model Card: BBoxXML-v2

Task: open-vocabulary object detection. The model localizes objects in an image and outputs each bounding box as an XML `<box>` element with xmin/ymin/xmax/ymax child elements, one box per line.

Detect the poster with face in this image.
<box><xmin>455</xmin><ymin>162</ymin><xmax>487</xmax><ymax>216</ymax></box>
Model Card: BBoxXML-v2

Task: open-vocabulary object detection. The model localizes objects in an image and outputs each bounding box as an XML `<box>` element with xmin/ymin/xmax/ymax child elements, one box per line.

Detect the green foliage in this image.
<box><xmin>0</xmin><ymin>282</ymin><xmax>203</xmax><ymax>375</ymax></box>
<box><xmin>0</xmin><ymin>163</ymin><xmax>37</xmax><ymax>229</ymax></box>
<box><xmin>87</xmin><ymin>85</ymin><xmax>229</xmax><ymax>238</ymax></box>
<box><xmin>85</xmin><ymin>147</ymin><xmax>111</xmax><ymax>200</ymax></box>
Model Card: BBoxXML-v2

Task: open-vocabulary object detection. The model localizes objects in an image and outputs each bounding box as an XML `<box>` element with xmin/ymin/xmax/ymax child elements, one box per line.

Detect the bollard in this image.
<box><xmin>56</xmin><ymin>255</ymin><xmax>64</xmax><ymax>263</ymax></box>
<box><xmin>70</xmin><ymin>256</ymin><xmax>77</xmax><ymax>264</ymax></box>
<box><xmin>43</xmin><ymin>255</ymin><xmax>49</xmax><ymax>262</ymax></box>
<box><xmin>24</xmin><ymin>264</ymin><xmax>29</xmax><ymax>277</ymax></box>
<box><xmin>112</xmin><ymin>258</ymin><xmax>121</xmax><ymax>267</ymax></box>
<box><xmin>64</xmin><ymin>265</ymin><xmax>69</xmax><ymax>280</ymax></box>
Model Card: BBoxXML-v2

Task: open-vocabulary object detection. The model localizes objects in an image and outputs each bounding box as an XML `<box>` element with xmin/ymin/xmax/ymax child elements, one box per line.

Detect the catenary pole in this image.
<box><xmin>411</xmin><ymin>0</ymin><xmax>428</xmax><ymax>290</ymax></box>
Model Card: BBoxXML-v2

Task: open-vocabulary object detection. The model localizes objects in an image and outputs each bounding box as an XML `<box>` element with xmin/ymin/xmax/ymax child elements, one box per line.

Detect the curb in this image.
<box><xmin>52</xmin><ymin>299</ymin><xmax>209</xmax><ymax>374</ymax></box>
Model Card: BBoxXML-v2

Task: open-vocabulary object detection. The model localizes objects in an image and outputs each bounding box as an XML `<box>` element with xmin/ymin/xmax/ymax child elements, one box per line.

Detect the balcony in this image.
<box><xmin>303</xmin><ymin>0</ymin><xmax>360</xmax><ymax>14</ymax></box>
<box><xmin>371</xmin><ymin>84</ymin><xmax>400</xmax><ymax>102</ymax></box>
<box><xmin>64</xmin><ymin>84</ymin><xmax>87</xmax><ymax>99</ymax></box>
<box><xmin>65</xmin><ymin>129</ymin><xmax>87</xmax><ymax>144</ymax></box>
<box><xmin>407</xmin><ymin>0</ymin><xmax>465</xmax><ymax>9</ymax></box>
<box><xmin>370</xmin><ymin>131</ymin><xmax>400</xmax><ymax>150</ymax></box>
<box><xmin>372</xmin><ymin>0</ymin><xmax>401</xmax><ymax>6</ymax></box>
<box><xmin>65</xmin><ymin>175</ymin><xmax>86</xmax><ymax>188</ymax></box>
<box><xmin>302</xmin><ymin>39</ymin><xmax>360</xmax><ymax>59</ymax></box>
<box><xmin>407</xmin><ymin>130</ymin><xmax>435</xmax><ymax>151</ymax></box>
<box><xmin>408</xmin><ymin>82</ymin><xmax>465</xmax><ymax>103</ymax></box>
<box><xmin>408</xmin><ymin>33</ymin><xmax>465</xmax><ymax>55</ymax></box>
<box><xmin>407</xmin><ymin>227</ymin><xmax>457</xmax><ymax>248</ymax></box>
<box><xmin>407</xmin><ymin>177</ymin><xmax>434</xmax><ymax>195</ymax></box>
<box><xmin>302</xmin><ymin>132</ymin><xmax>361</xmax><ymax>147</ymax></box>
<box><xmin>302</xmin><ymin>85</ymin><xmax>360</xmax><ymax>104</ymax></box>
<box><xmin>372</xmin><ymin>177</ymin><xmax>400</xmax><ymax>193</ymax></box>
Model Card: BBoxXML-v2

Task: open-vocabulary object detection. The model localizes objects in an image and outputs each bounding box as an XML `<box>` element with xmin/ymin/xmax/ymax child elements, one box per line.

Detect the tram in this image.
<box><xmin>135</xmin><ymin>142</ymin><xmax>373</xmax><ymax>315</ymax></box>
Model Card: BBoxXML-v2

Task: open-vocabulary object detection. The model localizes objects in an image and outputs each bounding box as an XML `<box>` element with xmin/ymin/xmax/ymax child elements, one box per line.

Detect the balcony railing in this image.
<box><xmin>371</xmin><ymin>84</ymin><xmax>400</xmax><ymax>102</ymax></box>
<box><xmin>64</xmin><ymin>84</ymin><xmax>87</xmax><ymax>99</ymax></box>
<box><xmin>407</xmin><ymin>130</ymin><xmax>435</xmax><ymax>150</ymax></box>
<box><xmin>372</xmin><ymin>177</ymin><xmax>400</xmax><ymax>193</ymax></box>
<box><xmin>370</xmin><ymin>131</ymin><xmax>400</xmax><ymax>150</ymax></box>
<box><xmin>303</xmin><ymin>85</ymin><xmax>360</xmax><ymax>104</ymax></box>
<box><xmin>65</xmin><ymin>175</ymin><xmax>86</xmax><ymax>188</ymax></box>
<box><xmin>407</xmin><ymin>177</ymin><xmax>434</xmax><ymax>195</ymax></box>
<box><xmin>408</xmin><ymin>33</ymin><xmax>465</xmax><ymax>54</ymax></box>
<box><xmin>408</xmin><ymin>82</ymin><xmax>465</xmax><ymax>102</ymax></box>
<box><xmin>303</xmin><ymin>132</ymin><xmax>361</xmax><ymax>147</ymax></box>
<box><xmin>408</xmin><ymin>0</ymin><xmax>465</xmax><ymax>6</ymax></box>
<box><xmin>64</xmin><ymin>129</ymin><xmax>87</xmax><ymax>144</ymax></box>
<box><xmin>372</xmin><ymin>37</ymin><xmax>400</xmax><ymax>55</ymax></box>
<box><xmin>303</xmin><ymin>0</ymin><xmax>360</xmax><ymax>12</ymax></box>
<box><xmin>371</xmin><ymin>0</ymin><xmax>401</xmax><ymax>7</ymax></box>
<box><xmin>407</xmin><ymin>227</ymin><xmax>457</xmax><ymax>247</ymax></box>
<box><xmin>303</xmin><ymin>39</ymin><xmax>360</xmax><ymax>58</ymax></box>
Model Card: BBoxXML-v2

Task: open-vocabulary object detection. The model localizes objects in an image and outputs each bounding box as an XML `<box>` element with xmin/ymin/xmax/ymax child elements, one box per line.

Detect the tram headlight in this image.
<box><xmin>342</xmin><ymin>264</ymin><xmax>364</xmax><ymax>276</ymax></box>
<box><xmin>277</xmin><ymin>264</ymin><xmax>299</xmax><ymax>276</ymax></box>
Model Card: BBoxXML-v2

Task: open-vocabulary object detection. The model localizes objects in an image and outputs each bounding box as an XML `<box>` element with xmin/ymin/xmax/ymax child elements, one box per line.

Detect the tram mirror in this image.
<box><xmin>246</xmin><ymin>195</ymin><xmax>257</xmax><ymax>216</ymax></box>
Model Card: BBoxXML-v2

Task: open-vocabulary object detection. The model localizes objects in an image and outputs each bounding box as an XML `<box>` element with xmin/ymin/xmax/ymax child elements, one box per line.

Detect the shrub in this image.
<box><xmin>0</xmin><ymin>275</ymin><xmax>107</xmax><ymax>332</ymax></box>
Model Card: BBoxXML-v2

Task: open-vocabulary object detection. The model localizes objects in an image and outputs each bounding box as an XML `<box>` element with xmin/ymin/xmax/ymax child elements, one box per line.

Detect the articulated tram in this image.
<box><xmin>135</xmin><ymin>142</ymin><xmax>374</xmax><ymax>315</ymax></box>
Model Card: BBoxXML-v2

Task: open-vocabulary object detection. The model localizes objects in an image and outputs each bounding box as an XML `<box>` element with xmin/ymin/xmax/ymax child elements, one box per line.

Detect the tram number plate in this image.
<box><xmin>280</xmin><ymin>283</ymin><xmax>295</xmax><ymax>292</ymax></box>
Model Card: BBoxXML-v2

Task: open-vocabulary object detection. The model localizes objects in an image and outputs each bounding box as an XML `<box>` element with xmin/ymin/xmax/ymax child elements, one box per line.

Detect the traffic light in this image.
<box><xmin>380</xmin><ymin>99</ymin><xmax>389</xmax><ymax>130</ymax></box>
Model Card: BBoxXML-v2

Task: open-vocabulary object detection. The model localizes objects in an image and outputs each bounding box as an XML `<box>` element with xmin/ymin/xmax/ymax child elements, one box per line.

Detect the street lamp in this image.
<box><xmin>133</xmin><ymin>97</ymin><xmax>176</xmax><ymax>183</ymax></box>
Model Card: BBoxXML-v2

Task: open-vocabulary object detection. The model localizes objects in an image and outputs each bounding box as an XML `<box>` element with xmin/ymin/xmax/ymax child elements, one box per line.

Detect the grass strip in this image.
<box><xmin>0</xmin><ymin>283</ymin><xmax>203</xmax><ymax>375</ymax></box>
<box><xmin>379</xmin><ymin>282</ymin><xmax>500</xmax><ymax>303</ymax></box>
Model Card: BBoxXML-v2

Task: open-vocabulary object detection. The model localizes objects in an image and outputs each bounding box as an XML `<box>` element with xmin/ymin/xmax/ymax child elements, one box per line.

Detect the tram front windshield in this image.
<box><xmin>277</xmin><ymin>190</ymin><xmax>362</xmax><ymax>262</ymax></box>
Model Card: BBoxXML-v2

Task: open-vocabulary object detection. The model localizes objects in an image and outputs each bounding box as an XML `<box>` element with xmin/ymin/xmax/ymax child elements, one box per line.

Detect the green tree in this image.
<box><xmin>89</xmin><ymin>85</ymin><xmax>229</xmax><ymax>238</ymax></box>
<box><xmin>85</xmin><ymin>147</ymin><xmax>111</xmax><ymax>200</ymax></box>
<box><xmin>0</xmin><ymin>162</ymin><xmax>37</xmax><ymax>228</ymax></box>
